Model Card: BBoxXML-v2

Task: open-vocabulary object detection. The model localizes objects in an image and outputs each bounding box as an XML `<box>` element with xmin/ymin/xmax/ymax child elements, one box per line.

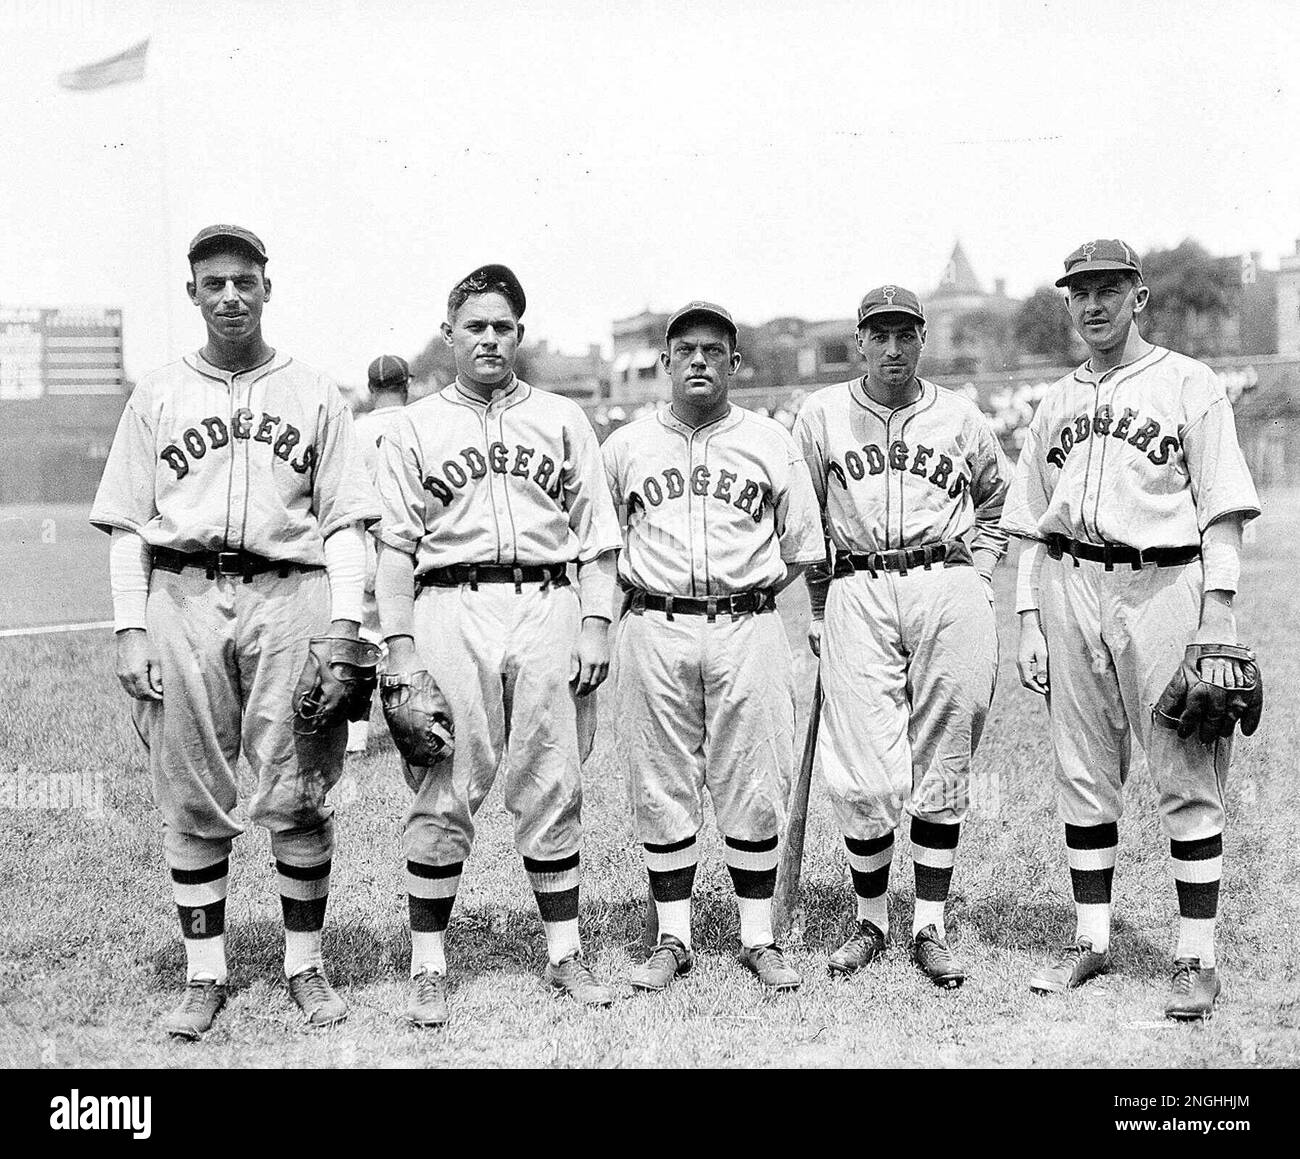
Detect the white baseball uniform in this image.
<box><xmin>375</xmin><ymin>377</ymin><xmax>621</xmax><ymax>865</ymax></box>
<box><xmin>90</xmin><ymin>350</ymin><xmax>378</xmax><ymax>871</ymax></box>
<box><xmin>793</xmin><ymin>376</ymin><xmax>1009</xmax><ymax>839</ymax></box>
<box><xmin>353</xmin><ymin>404</ymin><xmax>407</xmax><ymax>643</ymax></box>
<box><xmin>1001</xmin><ymin>345</ymin><xmax>1260</xmax><ymax>840</ymax></box>
<box><xmin>602</xmin><ymin>405</ymin><xmax>824</xmax><ymax>844</ymax></box>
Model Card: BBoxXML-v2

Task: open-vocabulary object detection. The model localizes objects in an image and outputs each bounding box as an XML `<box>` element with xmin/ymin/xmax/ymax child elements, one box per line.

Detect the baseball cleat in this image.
<box><xmin>738</xmin><ymin>943</ymin><xmax>802</xmax><ymax>990</ymax></box>
<box><xmin>828</xmin><ymin>919</ymin><xmax>888</xmax><ymax>976</ymax></box>
<box><xmin>629</xmin><ymin>935</ymin><xmax>695</xmax><ymax>992</ymax></box>
<box><xmin>912</xmin><ymin>925</ymin><xmax>967</xmax><ymax>988</ymax></box>
<box><xmin>162</xmin><ymin>977</ymin><xmax>227</xmax><ymax>1040</ymax></box>
<box><xmin>1164</xmin><ymin>958</ymin><xmax>1220</xmax><ymax>1021</ymax></box>
<box><xmin>546</xmin><ymin>952</ymin><xmax>615</xmax><ymax>1007</ymax></box>
<box><xmin>406</xmin><ymin>968</ymin><xmax>449</xmax><ymax>1027</ymax></box>
<box><xmin>1028</xmin><ymin>938</ymin><xmax>1111</xmax><ymax>994</ymax></box>
<box><xmin>288</xmin><ymin>965</ymin><xmax>348</xmax><ymax>1027</ymax></box>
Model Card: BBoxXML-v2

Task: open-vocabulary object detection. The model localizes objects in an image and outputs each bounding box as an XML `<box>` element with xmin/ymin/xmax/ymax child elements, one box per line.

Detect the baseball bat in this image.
<box><xmin>773</xmin><ymin>674</ymin><xmax>822</xmax><ymax>941</ymax></box>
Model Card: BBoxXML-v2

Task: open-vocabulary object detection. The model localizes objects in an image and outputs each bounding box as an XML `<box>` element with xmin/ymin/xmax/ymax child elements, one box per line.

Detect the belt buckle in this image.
<box><xmin>664</xmin><ymin>595</ymin><xmax>674</xmax><ymax>622</ymax></box>
<box><xmin>214</xmin><ymin>551</ymin><xmax>243</xmax><ymax>576</ymax></box>
<box><xmin>513</xmin><ymin>566</ymin><xmax>524</xmax><ymax>594</ymax></box>
<box><xmin>1102</xmin><ymin>543</ymin><xmax>1115</xmax><ymax>572</ymax></box>
<box><xmin>467</xmin><ymin>565</ymin><xmax>479</xmax><ymax>592</ymax></box>
<box><xmin>706</xmin><ymin>597</ymin><xmax>718</xmax><ymax>623</ymax></box>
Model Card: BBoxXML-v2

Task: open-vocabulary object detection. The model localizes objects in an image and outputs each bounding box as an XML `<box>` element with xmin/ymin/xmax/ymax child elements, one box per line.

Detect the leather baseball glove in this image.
<box><xmin>292</xmin><ymin>636</ymin><xmax>383</xmax><ymax>735</ymax></box>
<box><xmin>380</xmin><ymin>670</ymin><xmax>454</xmax><ymax>766</ymax></box>
<box><xmin>1153</xmin><ymin>643</ymin><xmax>1263</xmax><ymax>744</ymax></box>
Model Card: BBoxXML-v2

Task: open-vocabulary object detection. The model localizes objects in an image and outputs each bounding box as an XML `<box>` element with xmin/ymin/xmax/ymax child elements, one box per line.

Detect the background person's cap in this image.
<box><xmin>1054</xmin><ymin>239</ymin><xmax>1143</xmax><ymax>287</ymax></box>
<box><xmin>665</xmin><ymin>300</ymin><xmax>737</xmax><ymax>344</ymax></box>
<box><xmin>856</xmin><ymin>285</ymin><xmax>926</xmax><ymax>326</ymax></box>
<box><xmin>187</xmin><ymin>224</ymin><xmax>267</xmax><ymax>262</ymax></box>
<box><xmin>367</xmin><ymin>354</ymin><xmax>410</xmax><ymax>390</ymax></box>
<box><xmin>453</xmin><ymin>263</ymin><xmax>526</xmax><ymax>318</ymax></box>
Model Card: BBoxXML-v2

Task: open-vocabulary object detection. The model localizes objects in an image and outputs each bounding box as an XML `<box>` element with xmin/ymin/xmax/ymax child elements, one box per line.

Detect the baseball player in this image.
<box><xmin>374</xmin><ymin>264</ymin><xmax>622</xmax><ymax>1027</ymax></box>
<box><xmin>1003</xmin><ymin>239</ymin><xmax>1260</xmax><ymax>1019</ymax></box>
<box><xmin>90</xmin><ymin>225</ymin><xmax>379</xmax><ymax>1039</ymax></box>
<box><xmin>792</xmin><ymin>285</ymin><xmax>1009</xmax><ymax>987</ymax></box>
<box><xmin>602</xmin><ymin>302</ymin><xmax>824</xmax><ymax>993</ymax></box>
<box><xmin>346</xmin><ymin>354</ymin><xmax>411</xmax><ymax>754</ymax></box>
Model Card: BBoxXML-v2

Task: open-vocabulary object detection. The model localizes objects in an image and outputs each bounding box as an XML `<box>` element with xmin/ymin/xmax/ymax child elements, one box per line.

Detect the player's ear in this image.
<box><xmin>917</xmin><ymin>324</ymin><xmax>927</xmax><ymax>346</ymax></box>
<box><xmin>659</xmin><ymin>349</ymin><xmax>671</xmax><ymax>374</ymax></box>
<box><xmin>186</xmin><ymin>280</ymin><xmax>197</xmax><ymax>305</ymax></box>
<box><xmin>515</xmin><ymin>322</ymin><xmax>525</xmax><ymax>346</ymax></box>
<box><xmin>1132</xmin><ymin>283</ymin><xmax>1149</xmax><ymax>315</ymax></box>
<box><xmin>440</xmin><ymin>321</ymin><xmax>454</xmax><ymax>347</ymax></box>
<box><xmin>261</xmin><ymin>274</ymin><xmax>271</xmax><ymax>302</ymax></box>
<box><xmin>729</xmin><ymin>348</ymin><xmax>742</xmax><ymax>375</ymax></box>
<box><xmin>854</xmin><ymin>327</ymin><xmax>867</xmax><ymax>354</ymax></box>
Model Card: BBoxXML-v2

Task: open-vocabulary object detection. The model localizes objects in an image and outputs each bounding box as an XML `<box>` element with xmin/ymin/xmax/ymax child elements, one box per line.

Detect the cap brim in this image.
<box><xmin>857</xmin><ymin>305</ymin><xmax>925</xmax><ymax>325</ymax></box>
<box><xmin>1055</xmin><ymin>260</ymin><xmax>1142</xmax><ymax>288</ymax></box>
<box><xmin>666</xmin><ymin>308</ymin><xmax>737</xmax><ymax>340</ymax></box>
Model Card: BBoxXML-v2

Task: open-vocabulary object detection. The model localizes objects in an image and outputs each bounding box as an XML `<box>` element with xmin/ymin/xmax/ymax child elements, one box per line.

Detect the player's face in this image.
<box><xmin>187</xmin><ymin>251</ymin><xmax>270</xmax><ymax>343</ymax></box>
<box><xmin>661</xmin><ymin>322</ymin><xmax>740</xmax><ymax>410</ymax></box>
<box><xmin>442</xmin><ymin>292</ymin><xmax>522</xmax><ymax>387</ymax></box>
<box><xmin>857</xmin><ymin>315</ymin><xmax>923</xmax><ymax>389</ymax></box>
<box><xmin>1065</xmin><ymin>272</ymin><xmax>1148</xmax><ymax>354</ymax></box>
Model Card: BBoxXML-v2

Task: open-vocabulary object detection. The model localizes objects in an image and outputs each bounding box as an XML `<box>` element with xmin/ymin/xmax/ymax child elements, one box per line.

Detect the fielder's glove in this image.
<box><xmin>292</xmin><ymin>636</ymin><xmax>383</xmax><ymax>735</ymax></box>
<box><xmin>380</xmin><ymin>670</ymin><xmax>454</xmax><ymax>766</ymax></box>
<box><xmin>1153</xmin><ymin>643</ymin><xmax>1263</xmax><ymax>744</ymax></box>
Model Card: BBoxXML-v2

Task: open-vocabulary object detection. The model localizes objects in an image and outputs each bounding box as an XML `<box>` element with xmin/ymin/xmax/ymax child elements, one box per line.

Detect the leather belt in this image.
<box><xmin>1044</xmin><ymin>534</ymin><xmax>1200</xmax><ymax>571</ymax></box>
<box><xmin>834</xmin><ymin>539</ymin><xmax>970</xmax><ymax>578</ymax></box>
<box><xmin>418</xmin><ymin>562</ymin><xmax>571</xmax><ymax>592</ymax></box>
<box><xmin>150</xmin><ymin>546</ymin><xmax>315</xmax><ymax>581</ymax></box>
<box><xmin>625</xmin><ymin>587</ymin><xmax>776</xmax><ymax>621</ymax></box>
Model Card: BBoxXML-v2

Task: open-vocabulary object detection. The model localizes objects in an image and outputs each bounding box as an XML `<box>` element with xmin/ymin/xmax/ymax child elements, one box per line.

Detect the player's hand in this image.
<box><xmin>116</xmin><ymin>628</ymin><xmax>163</xmax><ymax>700</ymax></box>
<box><xmin>1192</xmin><ymin>606</ymin><xmax>1241</xmax><ymax>688</ymax></box>
<box><xmin>570</xmin><ymin>616</ymin><xmax>610</xmax><ymax>697</ymax></box>
<box><xmin>807</xmin><ymin>619</ymin><xmax>823</xmax><ymax>657</ymax></box>
<box><xmin>384</xmin><ymin>634</ymin><xmax>418</xmax><ymax>676</ymax></box>
<box><xmin>1016</xmin><ymin>611</ymin><xmax>1049</xmax><ymax>696</ymax></box>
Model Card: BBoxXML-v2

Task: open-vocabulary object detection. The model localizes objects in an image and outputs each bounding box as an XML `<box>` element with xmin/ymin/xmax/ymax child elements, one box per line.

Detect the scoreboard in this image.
<box><xmin>0</xmin><ymin>306</ymin><xmax>125</xmax><ymax>400</ymax></box>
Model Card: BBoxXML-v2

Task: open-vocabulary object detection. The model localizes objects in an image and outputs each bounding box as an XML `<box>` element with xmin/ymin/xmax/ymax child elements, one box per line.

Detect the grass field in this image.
<box><xmin>1</xmin><ymin>497</ymin><xmax>1298</xmax><ymax>1069</ymax></box>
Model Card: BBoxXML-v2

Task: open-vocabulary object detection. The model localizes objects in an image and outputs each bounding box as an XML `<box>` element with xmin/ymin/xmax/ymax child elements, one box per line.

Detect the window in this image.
<box><xmin>820</xmin><ymin>341</ymin><xmax>850</xmax><ymax>369</ymax></box>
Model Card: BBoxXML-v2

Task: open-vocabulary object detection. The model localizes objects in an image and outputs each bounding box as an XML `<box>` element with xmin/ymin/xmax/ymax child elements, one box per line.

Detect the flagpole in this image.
<box><xmin>151</xmin><ymin>40</ymin><xmax>174</xmax><ymax>361</ymax></box>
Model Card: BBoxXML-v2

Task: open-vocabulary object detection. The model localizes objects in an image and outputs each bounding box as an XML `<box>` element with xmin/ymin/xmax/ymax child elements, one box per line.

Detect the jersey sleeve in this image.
<box><xmin>968</xmin><ymin>409</ymin><xmax>1011</xmax><ymax>566</ymax></box>
<box><xmin>775</xmin><ymin>429</ymin><xmax>827</xmax><ymax>565</ymax></box>
<box><xmin>1181</xmin><ymin>372</ymin><xmax>1261</xmax><ymax>531</ymax></box>
<box><xmin>562</xmin><ymin>407</ymin><xmax>623</xmax><ymax>562</ymax></box>
<box><xmin>790</xmin><ymin>399</ymin><xmax>829</xmax><ymax>510</ymax></box>
<box><xmin>312</xmin><ymin>381</ymin><xmax>382</xmax><ymax>538</ymax></box>
<box><xmin>600</xmin><ymin>431</ymin><xmax>625</xmax><ymax>511</ymax></box>
<box><xmin>90</xmin><ymin>386</ymin><xmax>158</xmax><ymax>535</ymax></box>
<box><xmin>374</xmin><ymin>415</ymin><xmax>425</xmax><ymax>556</ymax></box>
<box><xmin>1000</xmin><ymin>402</ymin><xmax>1051</xmax><ymax>540</ymax></box>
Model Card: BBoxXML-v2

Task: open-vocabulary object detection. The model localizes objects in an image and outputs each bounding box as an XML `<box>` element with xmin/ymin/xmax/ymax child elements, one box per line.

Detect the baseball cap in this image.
<box><xmin>857</xmin><ymin>285</ymin><xmax>926</xmax><ymax>327</ymax></box>
<box><xmin>1054</xmin><ymin>239</ymin><xmax>1143</xmax><ymax>287</ymax></box>
<box><xmin>665</xmin><ymin>301</ymin><xmax>738</xmax><ymax>344</ymax></box>
<box><xmin>367</xmin><ymin>354</ymin><xmax>410</xmax><ymax>390</ymax></box>
<box><xmin>452</xmin><ymin>263</ymin><xmax>526</xmax><ymax>318</ymax></box>
<box><xmin>187</xmin><ymin>224</ymin><xmax>267</xmax><ymax>263</ymax></box>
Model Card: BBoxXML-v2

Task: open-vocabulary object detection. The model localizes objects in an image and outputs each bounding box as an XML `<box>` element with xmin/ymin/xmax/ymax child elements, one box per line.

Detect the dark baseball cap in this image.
<box><xmin>187</xmin><ymin>224</ymin><xmax>267</xmax><ymax>263</ymax></box>
<box><xmin>367</xmin><ymin>354</ymin><xmax>410</xmax><ymax>390</ymax></box>
<box><xmin>1055</xmin><ymin>239</ymin><xmax>1143</xmax><ymax>287</ymax></box>
<box><xmin>857</xmin><ymin>285</ymin><xmax>926</xmax><ymax>327</ymax></box>
<box><xmin>452</xmin><ymin>263</ymin><xmax>526</xmax><ymax>318</ymax></box>
<box><xmin>665</xmin><ymin>301</ymin><xmax>738</xmax><ymax>344</ymax></box>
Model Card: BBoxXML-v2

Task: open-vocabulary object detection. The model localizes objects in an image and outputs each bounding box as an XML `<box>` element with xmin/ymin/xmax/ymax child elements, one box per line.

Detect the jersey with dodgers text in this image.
<box><xmin>1001</xmin><ymin>346</ymin><xmax>1261</xmax><ymax>548</ymax></box>
<box><xmin>375</xmin><ymin>377</ymin><xmax>621</xmax><ymax>573</ymax></box>
<box><xmin>601</xmin><ymin>405</ymin><xmax>825</xmax><ymax>596</ymax></box>
<box><xmin>90</xmin><ymin>350</ymin><xmax>378</xmax><ymax>561</ymax></box>
<box><xmin>792</xmin><ymin>377</ymin><xmax>1010</xmax><ymax>567</ymax></box>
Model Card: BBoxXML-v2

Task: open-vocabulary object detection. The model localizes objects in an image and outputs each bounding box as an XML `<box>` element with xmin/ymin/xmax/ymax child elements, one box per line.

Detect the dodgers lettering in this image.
<box><xmin>423</xmin><ymin>441</ymin><xmax>561</xmax><ymax>507</ymax></box>
<box><xmin>635</xmin><ymin>465</ymin><xmax>769</xmax><ymax>522</ymax></box>
<box><xmin>828</xmin><ymin>438</ymin><xmax>969</xmax><ymax>499</ymax></box>
<box><xmin>1045</xmin><ymin>404</ymin><xmax>1182</xmax><ymax>469</ymax></box>
<box><xmin>159</xmin><ymin>410</ymin><xmax>316</xmax><ymax>479</ymax></box>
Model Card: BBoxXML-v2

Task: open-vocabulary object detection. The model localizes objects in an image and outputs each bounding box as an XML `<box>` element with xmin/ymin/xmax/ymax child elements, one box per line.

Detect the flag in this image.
<box><xmin>57</xmin><ymin>37</ymin><xmax>149</xmax><ymax>92</ymax></box>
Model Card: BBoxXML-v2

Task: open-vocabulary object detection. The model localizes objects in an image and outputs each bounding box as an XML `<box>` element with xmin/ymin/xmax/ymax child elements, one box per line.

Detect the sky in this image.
<box><xmin>1</xmin><ymin>0</ymin><xmax>1297</xmax><ymax>385</ymax></box>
